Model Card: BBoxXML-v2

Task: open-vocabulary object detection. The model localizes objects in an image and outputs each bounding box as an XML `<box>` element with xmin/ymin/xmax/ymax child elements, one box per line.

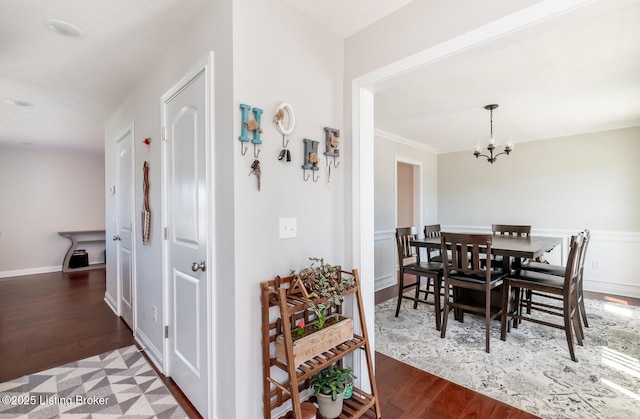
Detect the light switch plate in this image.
<box><xmin>279</xmin><ymin>218</ymin><xmax>297</xmax><ymax>239</ymax></box>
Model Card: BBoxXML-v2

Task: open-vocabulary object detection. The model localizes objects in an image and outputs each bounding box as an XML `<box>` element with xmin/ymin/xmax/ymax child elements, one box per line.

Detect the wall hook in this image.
<box><xmin>301</xmin><ymin>139</ymin><xmax>320</xmax><ymax>183</ymax></box>
<box><xmin>303</xmin><ymin>170</ymin><xmax>311</xmax><ymax>182</ymax></box>
<box><xmin>282</xmin><ymin>135</ymin><xmax>290</xmax><ymax>148</ymax></box>
<box><xmin>241</xmin><ymin>143</ymin><xmax>248</xmax><ymax>156</ymax></box>
<box><xmin>325</xmin><ymin>155</ymin><xmax>340</xmax><ymax>168</ymax></box>
<box><xmin>254</xmin><ymin>144</ymin><xmax>261</xmax><ymax>158</ymax></box>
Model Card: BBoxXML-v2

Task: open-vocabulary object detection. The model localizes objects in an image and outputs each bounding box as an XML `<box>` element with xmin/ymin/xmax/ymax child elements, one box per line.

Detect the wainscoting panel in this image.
<box><xmin>375</xmin><ymin>230</ymin><xmax>396</xmax><ymax>292</ymax></box>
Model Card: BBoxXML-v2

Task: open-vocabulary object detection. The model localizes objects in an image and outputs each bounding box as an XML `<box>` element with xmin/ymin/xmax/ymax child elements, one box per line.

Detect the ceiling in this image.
<box><xmin>372</xmin><ymin>1</ymin><xmax>640</xmax><ymax>153</ymax></box>
<box><xmin>0</xmin><ymin>0</ymin><xmax>207</xmax><ymax>153</ymax></box>
<box><xmin>2</xmin><ymin>0</ymin><xmax>639</xmax><ymax>154</ymax></box>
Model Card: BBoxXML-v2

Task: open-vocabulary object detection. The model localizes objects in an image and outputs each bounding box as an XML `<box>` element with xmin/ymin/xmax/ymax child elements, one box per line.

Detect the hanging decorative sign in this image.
<box><xmin>239</xmin><ymin>103</ymin><xmax>263</xmax><ymax>157</ymax></box>
<box><xmin>274</xmin><ymin>103</ymin><xmax>295</xmax><ymax>162</ymax></box>
<box><xmin>302</xmin><ymin>139</ymin><xmax>319</xmax><ymax>182</ymax></box>
<box><xmin>274</xmin><ymin>103</ymin><xmax>295</xmax><ymax>135</ymax></box>
<box><xmin>323</xmin><ymin>127</ymin><xmax>341</xmax><ymax>183</ymax></box>
<box><xmin>141</xmin><ymin>161</ymin><xmax>151</xmax><ymax>245</ymax></box>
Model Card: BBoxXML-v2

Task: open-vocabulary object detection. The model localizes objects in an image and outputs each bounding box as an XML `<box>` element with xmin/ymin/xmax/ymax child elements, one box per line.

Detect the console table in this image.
<box><xmin>58</xmin><ymin>230</ymin><xmax>106</xmax><ymax>273</ymax></box>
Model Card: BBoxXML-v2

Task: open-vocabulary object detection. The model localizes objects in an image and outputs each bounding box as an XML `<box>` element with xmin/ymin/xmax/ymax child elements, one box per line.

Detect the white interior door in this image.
<box><xmin>115</xmin><ymin>125</ymin><xmax>135</xmax><ymax>329</ymax></box>
<box><xmin>162</xmin><ymin>56</ymin><xmax>212</xmax><ymax>417</ymax></box>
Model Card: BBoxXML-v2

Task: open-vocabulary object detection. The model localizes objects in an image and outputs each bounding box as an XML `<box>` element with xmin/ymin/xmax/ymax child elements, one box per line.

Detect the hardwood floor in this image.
<box><xmin>6</xmin><ymin>270</ymin><xmax>633</xmax><ymax>418</ymax></box>
<box><xmin>0</xmin><ymin>269</ymin><xmax>200</xmax><ymax>418</ymax></box>
<box><xmin>375</xmin><ymin>352</ymin><xmax>537</xmax><ymax>418</ymax></box>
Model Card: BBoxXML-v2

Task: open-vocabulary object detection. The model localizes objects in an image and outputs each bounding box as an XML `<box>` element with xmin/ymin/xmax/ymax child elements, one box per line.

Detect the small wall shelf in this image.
<box><xmin>58</xmin><ymin>230</ymin><xmax>106</xmax><ymax>273</ymax></box>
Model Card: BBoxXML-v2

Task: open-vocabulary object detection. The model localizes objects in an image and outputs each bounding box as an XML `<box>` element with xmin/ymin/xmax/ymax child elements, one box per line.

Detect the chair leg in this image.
<box><xmin>563</xmin><ymin>300</ymin><xmax>577</xmax><ymax>362</ymax></box>
<box><xmin>424</xmin><ymin>279</ymin><xmax>432</xmax><ymax>301</ymax></box>
<box><xmin>513</xmin><ymin>287</ymin><xmax>521</xmax><ymax>330</ymax></box>
<box><xmin>572</xmin><ymin>292</ymin><xmax>584</xmax><ymax>346</ymax></box>
<box><xmin>413</xmin><ymin>275</ymin><xmax>421</xmax><ymax>309</ymax></box>
<box><xmin>440</xmin><ymin>280</ymin><xmax>450</xmax><ymax>338</ymax></box>
<box><xmin>433</xmin><ymin>276</ymin><xmax>442</xmax><ymax>331</ymax></box>
<box><xmin>500</xmin><ymin>281</ymin><xmax>509</xmax><ymax>341</ymax></box>
<box><xmin>578</xmin><ymin>285</ymin><xmax>589</xmax><ymax>328</ymax></box>
<box><xmin>395</xmin><ymin>273</ymin><xmax>404</xmax><ymax>317</ymax></box>
<box><xmin>485</xmin><ymin>290</ymin><xmax>491</xmax><ymax>353</ymax></box>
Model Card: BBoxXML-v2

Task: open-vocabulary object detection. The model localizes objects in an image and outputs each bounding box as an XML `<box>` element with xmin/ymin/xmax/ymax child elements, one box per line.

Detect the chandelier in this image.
<box><xmin>473</xmin><ymin>104</ymin><xmax>513</xmax><ymax>164</ymax></box>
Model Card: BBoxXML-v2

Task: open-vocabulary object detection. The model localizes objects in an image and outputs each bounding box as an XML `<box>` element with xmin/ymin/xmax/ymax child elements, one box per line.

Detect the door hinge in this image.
<box><xmin>164</xmin><ymin>227</ymin><xmax>168</xmax><ymax>240</ymax></box>
<box><xmin>165</xmin><ymin>325</ymin><xmax>169</xmax><ymax>338</ymax></box>
<box><xmin>162</xmin><ymin>127</ymin><xmax>167</xmax><ymax>141</ymax></box>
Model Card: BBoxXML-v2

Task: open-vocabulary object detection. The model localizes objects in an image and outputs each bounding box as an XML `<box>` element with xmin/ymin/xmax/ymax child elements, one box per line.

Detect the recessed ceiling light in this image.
<box><xmin>5</xmin><ymin>99</ymin><xmax>34</xmax><ymax>107</ymax></box>
<box><xmin>44</xmin><ymin>18</ymin><xmax>84</xmax><ymax>38</ymax></box>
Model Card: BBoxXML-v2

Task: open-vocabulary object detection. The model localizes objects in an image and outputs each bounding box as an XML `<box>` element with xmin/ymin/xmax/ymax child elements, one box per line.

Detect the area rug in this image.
<box><xmin>375</xmin><ymin>295</ymin><xmax>640</xmax><ymax>419</ymax></box>
<box><xmin>0</xmin><ymin>345</ymin><xmax>188</xmax><ymax>418</ymax></box>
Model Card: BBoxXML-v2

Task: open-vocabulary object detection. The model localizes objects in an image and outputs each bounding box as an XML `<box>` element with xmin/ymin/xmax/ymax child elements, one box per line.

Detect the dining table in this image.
<box><xmin>411</xmin><ymin>234</ymin><xmax>562</xmax><ymax>269</ymax></box>
<box><xmin>410</xmin><ymin>233</ymin><xmax>563</xmax><ymax>315</ymax></box>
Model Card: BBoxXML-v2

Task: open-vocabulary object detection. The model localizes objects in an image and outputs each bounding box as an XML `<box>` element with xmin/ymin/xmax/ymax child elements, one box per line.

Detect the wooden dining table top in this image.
<box><xmin>411</xmin><ymin>234</ymin><xmax>562</xmax><ymax>260</ymax></box>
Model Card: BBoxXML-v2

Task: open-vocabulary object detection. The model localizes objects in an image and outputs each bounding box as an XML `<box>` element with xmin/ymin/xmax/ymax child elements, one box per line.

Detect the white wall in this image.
<box><xmin>0</xmin><ymin>147</ymin><xmax>105</xmax><ymax>277</ymax></box>
<box><xmin>373</xmin><ymin>135</ymin><xmax>438</xmax><ymax>291</ymax></box>
<box><xmin>438</xmin><ymin>127</ymin><xmax>640</xmax><ymax>297</ymax></box>
<box><xmin>232</xmin><ymin>1</ymin><xmax>344</xmax><ymax>417</ymax></box>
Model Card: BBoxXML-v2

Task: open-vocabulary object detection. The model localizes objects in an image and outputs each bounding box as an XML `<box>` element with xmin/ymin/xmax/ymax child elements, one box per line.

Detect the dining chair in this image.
<box><xmin>423</xmin><ymin>224</ymin><xmax>443</xmax><ymax>262</ymax></box>
<box><xmin>502</xmin><ymin>232</ymin><xmax>584</xmax><ymax>362</ymax></box>
<box><xmin>490</xmin><ymin>224</ymin><xmax>532</xmax><ymax>271</ymax></box>
<box><xmin>395</xmin><ymin>227</ymin><xmax>445</xmax><ymax>330</ymax></box>
<box><xmin>440</xmin><ymin>233</ymin><xmax>507</xmax><ymax>353</ymax></box>
<box><xmin>492</xmin><ymin>224</ymin><xmax>531</xmax><ymax>237</ymax></box>
<box><xmin>520</xmin><ymin>229</ymin><xmax>591</xmax><ymax>337</ymax></box>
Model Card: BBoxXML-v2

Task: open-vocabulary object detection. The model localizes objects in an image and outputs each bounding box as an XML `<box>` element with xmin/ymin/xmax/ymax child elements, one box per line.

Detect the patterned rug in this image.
<box><xmin>375</xmin><ymin>295</ymin><xmax>640</xmax><ymax>419</ymax></box>
<box><xmin>0</xmin><ymin>345</ymin><xmax>188</xmax><ymax>418</ymax></box>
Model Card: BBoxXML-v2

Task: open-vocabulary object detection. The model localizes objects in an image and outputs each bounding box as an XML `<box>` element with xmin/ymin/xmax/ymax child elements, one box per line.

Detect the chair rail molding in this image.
<box><xmin>443</xmin><ymin>225</ymin><xmax>640</xmax><ymax>299</ymax></box>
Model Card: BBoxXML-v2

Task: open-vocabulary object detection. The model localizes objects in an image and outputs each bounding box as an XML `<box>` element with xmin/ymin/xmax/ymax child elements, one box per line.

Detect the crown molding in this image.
<box><xmin>374</xmin><ymin>128</ymin><xmax>439</xmax><ymax>154</ymax></box>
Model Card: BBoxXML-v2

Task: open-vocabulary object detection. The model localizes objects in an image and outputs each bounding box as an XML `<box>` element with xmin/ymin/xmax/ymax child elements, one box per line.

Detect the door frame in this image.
<box><xmin>114</xmin><ymin>121</ymin><xmax>137</xmax><ymax>332</ymax></box>
<box><xmin>160</xmin><ymin>51</ymin><xmax>216</xmax><ymax>418</ymax></box>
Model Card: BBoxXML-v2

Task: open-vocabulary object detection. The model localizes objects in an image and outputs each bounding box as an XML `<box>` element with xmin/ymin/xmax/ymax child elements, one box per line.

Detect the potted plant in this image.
<box><xmin>294</xmin><ymin>257</ymin><xmax>354</xmax><ymax>328</ymax></box>
<box><xmin>276</xmin><ymin>259</ymin><xmax>355</xmax><ymax>366</ymax></box>
<box><xmin>311</xmin><ymin>364</ymin><xmax>356</xmax><ymax>419</ymax></box>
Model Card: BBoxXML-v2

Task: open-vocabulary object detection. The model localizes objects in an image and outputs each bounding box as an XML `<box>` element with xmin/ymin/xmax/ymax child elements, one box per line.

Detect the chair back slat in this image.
<box><xmin>564</xmin><ymin>232</ymin><xmax>584</xmax><ymax>290</ymax></box>
<box><xmin>423</xmin><ymin>224</ymin><xmax>442</xmax><ymax>262</ymax></box>
<box><xmin>423</xmin><ymin>224</ymin><xmax>441</xmax><ymax>238</ymax></box>
<box><xmin>578</xmin><ymin>229</ymin><xmax>591</xmax><ymax>273</ymax></box>
<box><xmin>395</xmin><ymin>227</ymin><xmax>420</xmax><ymax>262</ymax></box>
<box><xmin>492</xmin><ymin>224</ymin><xmax>531</xmax><ymax>237</ymax></box>
<box><xmin>441</xmin><ymin>233</ymin><xmax>493</xmax><ymax>278</ymax></box>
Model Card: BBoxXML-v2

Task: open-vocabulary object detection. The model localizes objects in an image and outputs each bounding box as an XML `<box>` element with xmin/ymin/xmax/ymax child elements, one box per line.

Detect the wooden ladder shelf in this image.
<box><xmin>261</xmin><ymin>269</ymin><xmax>380</xmax><ymax>419</ymax></box>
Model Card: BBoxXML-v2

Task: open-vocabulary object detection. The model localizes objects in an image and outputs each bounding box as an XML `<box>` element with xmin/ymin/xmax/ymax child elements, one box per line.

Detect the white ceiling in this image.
<box><xmin>0</xmin><ymin>0</ymin><xmax>207</xmax><ymax>153</ymax></box>
<box><xmin>372</xmin><ymin>1</ymin><xmax>640</xmax><ymax>153</ymax></box>
<box><xmin>281</xmin><ymin>0</ymin><xmax>417</xmax><ymax>38</ymax></box>
<box><xmin>2</xmin><ymin>0</ymin><xmax>639</xmax><ymax>154</ymax></box>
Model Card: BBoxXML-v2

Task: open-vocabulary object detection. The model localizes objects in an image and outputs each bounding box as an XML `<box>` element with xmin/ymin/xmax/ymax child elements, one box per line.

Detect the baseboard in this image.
<box><xmin>375</xmin><ymin>274</ymin><xmax>396</xmax><ymax>292</ymax></box>
<box><xmin>0</xmin><ymin>265</ymin><xmax>61</xmax><ymax>279</ymax></box>
<box><xmin>104</xmin><ymin>292</ymin><xmax>118</xmax><ymax>315</ymax></box>
<box><xmin>135</xmin><ymin>330</ymin><xmax>164</xmax><ymax>374</ymax></box>
<box><xmin>585</xmin><ymin>280</ymin><xmax>640</xmax><ymax>300</ymax></box>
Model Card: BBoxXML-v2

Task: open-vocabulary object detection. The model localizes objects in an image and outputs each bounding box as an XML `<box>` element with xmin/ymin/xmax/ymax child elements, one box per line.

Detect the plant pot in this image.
<box><xmin>276</xmin><ymin>314</ymin><xmax>353</xmax><ymax>366</ymax></box>
<box><xmin>344</xmin><ymin>378</ymin><xmax>353</xmax><ymax>400</ymax></box>
<box><xmin>316</xmin><ymin>389</ymin><xmax>345</xmax><ymax>419</ymax></box>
